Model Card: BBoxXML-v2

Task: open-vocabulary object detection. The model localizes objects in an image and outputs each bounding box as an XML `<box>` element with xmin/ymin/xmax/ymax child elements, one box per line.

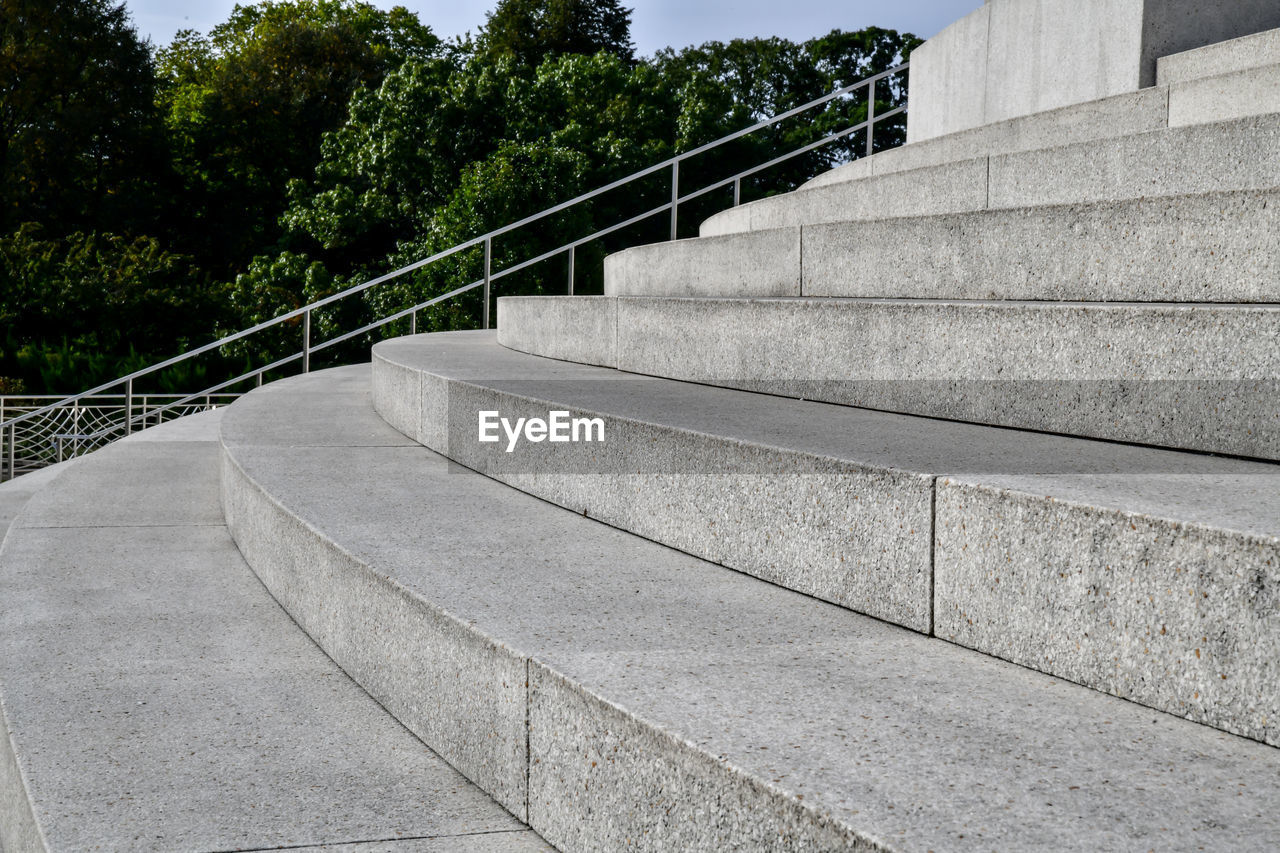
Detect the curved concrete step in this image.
<box><xmin>701</xmin><ymin>113</ymin><xmax>1280</xmax><ymax>237</ymax></box>
<box><xmin>0</xmin><ymin>410</ymin><xmax>547</xmax><ymax>852</ymax></box>
<box><xmin>221</xmin><ymin>364</ymin><xmax>1280</xmax><ymax>852</ymax></box>
<box><xmin>608</xmin><ymin>188</ymin><xmax>1280</xmax><ymax>302</ymax></box>
<box><xmin>497</xmin><ymin>295</ymin><xmax>1280</xmax><ymax>461</ymax></box>
<box><xmin>372</xmin><ymin>330</ymin><xmax>1280</xmax><ymax>745</ymax></box>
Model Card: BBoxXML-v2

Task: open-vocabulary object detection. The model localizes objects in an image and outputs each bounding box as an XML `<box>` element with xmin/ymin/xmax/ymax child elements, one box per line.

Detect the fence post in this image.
<box><xmin>6</xmin><ymin>422</ymin><xmax>13</xmax><ymax>483</ymax></box>
<box><xmin>568</xmin><ymin>244</ymin><xmax>576</xmax><ymax>295</ymax></box>
<box><xmin>410</xmin><ymin>311</ymin><xmax>417</xmax><ymax>335</ymax></box>
<box><xmin>125</xmin><ymin>379</ymin><xmax>134</xmax><ymax>436</ymax></box>
<box><xmin>483</xmin><ymin>237</ymin><xmax>492</xmax><ymax>330</ymax></box>
<box><xmin>670</xmin><ymin>160</ymin><xmax>680</xmax><ymax>240</ymax></box>
<box><xmin>303</xmin><ymin>309</ymin><xmax>312</xmax><ymax>373</ymax></box>
<box><xmin>866</xmin><ymin>77</ymin><xmax>877</xmax><ymax>158</ymax></box>
<box><xmin>734</xmin><ymin>177</ymin><xmax>741</xmax><ymax>207</ymax></box>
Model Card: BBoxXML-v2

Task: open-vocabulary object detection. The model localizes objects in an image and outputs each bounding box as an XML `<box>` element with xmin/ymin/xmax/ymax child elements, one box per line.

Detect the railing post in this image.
<box><xmin>410</xmin><ymin>310</ymin><xmax>417</xmax><ymax>335</ymax></box>
<box><xmin>6</xmin><ymin>422</ymin><xmax>13</xmax><ymax>483</ymax></box>
<box><xmin>303</xmin><ymin>309</ymin><xmax>312</xmax><ymax>373</ymax></box>
<box><xmin>670</xmin><ymin>160</ymin><xmax>680</xmax><ymax>240</ymax></box>
<box><xmin>866</xmin><ymin>77</ymin><xmax>877</xmax><ymax>158</ymax></box>
<box><xmin>257</xmin><ymin>371</ymin><xmax>264</xmax><ymax>387</ymax></box>
<box><xmin>125</xmin><ymin>379</ymin><xmax>133</xmax><ymax>436</ymax></box>
<box><xmin>567</xmin><ymin>244</ymin><xmax>576</xmax><ymax>295</ymax></box>
<box><xmin>733</xmin><ymin>177</ymin><xmax>741</xmax><ymax>207</ymax></box>
<box><xmin>483</xmin><ymin>236</ymin><xmax>492</xmax><ymax>330</ymax></box>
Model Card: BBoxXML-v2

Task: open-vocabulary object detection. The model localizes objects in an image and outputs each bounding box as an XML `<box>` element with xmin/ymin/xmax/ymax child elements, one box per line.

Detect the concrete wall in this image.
<box><xmin>908</xmin><ymin>0</ymin><xmax>1280</xmax><ymax>142</ymax></box>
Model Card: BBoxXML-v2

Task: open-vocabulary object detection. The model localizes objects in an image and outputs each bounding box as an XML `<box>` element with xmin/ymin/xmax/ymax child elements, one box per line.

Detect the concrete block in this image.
<box><xmin>989</xmin><ymin>113</ymin><xmax>1280</xmax><ymax>209</ymax></box>
<box><xmin>0</xmin><ymin>433</ymin><xmax>527</xmax><ymax>851</ymax></box>
<box><xmin>604</xmin><ymin>227</ymin><xmax>800</xmax><ymax>298</ymax></box>
<box><xmin>1158</xmin><ymin>25</ymin><xmax>1280</xmax><ymax>85</ymax></box>
<box><xmin>701</xmin><ymin>157</ymin><xmax>989</xmax><ymax>237</ymax></box>
<box><xmin>802</xmin><ymin>189</ymin><xmax>1280</xmax><ymax>302</ymax></box>
<box><xmin>908</xmin><ymin>0</ymin><xmax>1280</xmax><ymax>141</ymax></box>
<box><xmin>809</xmin><ymin>88</ymin><xmax>1168</xmax><ymax>190</ymax></box>
<box><xmin>606</xmin><ymin>296</ymin><xmax>1280</xmax><ymax>460</ymax></box>
<box><xmin>935</xmin><ymin>474</ymin><xmax>1280</xmax><ymax>745</ymax></box>
<box><xmin>285</xmin><ymin>835</ymin><xmax>555</xmax><ymax>852</ymax></box>
<box><xmin>496</xmin><ymin>295</ymin><xmax>616</xmax><ymax>368</ymax></box>
<box><xmin>222</xmin><ymin>445</ymin><xmax>532</xmax><ymax>819</ymax></box>
<box><xmin>1169</xmin><ymin>63</ymin><xmax>1280</xmax><ymax>128</ymax></box>
<box><xmin>227</xmin><ymin>366</ymin><xmax>1280</xmax><ymax>849</ymax></box>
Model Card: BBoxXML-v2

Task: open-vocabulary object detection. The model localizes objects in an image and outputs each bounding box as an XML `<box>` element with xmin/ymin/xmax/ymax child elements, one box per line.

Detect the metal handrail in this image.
<box><xmin>1</xmin><ymin>60</ymin><xmax>909</xmax><ymax>478</ymax></box>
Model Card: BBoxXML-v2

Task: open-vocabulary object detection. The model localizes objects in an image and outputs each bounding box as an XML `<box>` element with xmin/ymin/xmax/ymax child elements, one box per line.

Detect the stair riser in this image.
<box><xmin>380</xmin><ymin>363</ymin><xmax>935</xmax><ymax>632</ymax></box>
<box><xmin>221</xmin><ymin>449</ymin><xmax>531</xmax><ymax>820</ymax></box>
<box><xmin>616</xmin><ymin>190</ymin><xmax>1280</xmax><ymax>302</ymax></box>
<box><xmin>936</xmin><ymin>479</ymin><xmax>1280</xmax><ymax>747</ymax></box>
<box><xmin>1157</xmin><ymin>27</ymin><xmax>1280</xmax><ymax>85</ymax></box>
<box><xmin>376</xmin><ymin>334</ymin><xmax>1280</xmax><ymax>745</ymax></box>
<box><xmin>498</xmin><ymin>296</ymin><xmax>1280</xmax><ymax>460</ymax></box>
<box><xmin>529</xmin><ymin>665</ymin><xmax>865</xmax><ymax>852</ymax></box>
<box><xmin>1169</xmin><ymin>64</ymin><xmax>1280</xmax><ymax>128</ymax></box>
<box><xmin>702</xmin><ymin>115</ymin><xmax>1280</xmax><ymax>236</ymax></box>
<box><xmin>805</xmin><ymin>88</ymin><xmax>1169</xmax><ymax>189</ymax></box>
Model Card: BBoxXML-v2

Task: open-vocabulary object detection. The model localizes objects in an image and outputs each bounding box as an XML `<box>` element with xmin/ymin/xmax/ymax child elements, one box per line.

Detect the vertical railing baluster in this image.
<box><xmin>734</xmin><ymin>177</ymin><xmax>741</xmax><ymax>207</ymax></box>
<box><xmin>483</xmin><ymin>237</ymin><xmax>492</xmax><ymax>330</ymax></box>
<box><xmin>303</xmin><ymin>309</ymin><xmax>312</xmax><ymax>373</ymax></box>
<box><xmin>568</xmin><ymin>245</ymin><xmax>576</xmax><ymax>295</ymax></box>
<box><xmin>866</xmin><ymin>77</ymin><xmax>877</xmax><ymax>158</ymax></box>
<box><xmin>125</xmin><ymin>379</ymin><xmax>133</xmax><ymax>436</ymax></box>
<box><xmin>670</xmin><ymin>161</ymin><xmax>680</xmax><ymax>240</ymax></box>
<box><xmin>410</xmin><ymin>311</ymin><xmax>417</xmax><ymax>335</ymax></box>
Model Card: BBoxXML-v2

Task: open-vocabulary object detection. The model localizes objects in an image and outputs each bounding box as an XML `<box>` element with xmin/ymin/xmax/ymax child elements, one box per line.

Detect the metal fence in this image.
<box><xmin>0</xmin><ymin>61</ymin><xmax>910</xmax><ymax>481</ymax></box>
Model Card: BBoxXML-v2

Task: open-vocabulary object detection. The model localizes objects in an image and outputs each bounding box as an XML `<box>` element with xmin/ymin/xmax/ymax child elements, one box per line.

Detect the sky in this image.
<box><xmin>123</xmin><ymin>0</ymin><xmax>982</xmax><ymax>56</ymax></box>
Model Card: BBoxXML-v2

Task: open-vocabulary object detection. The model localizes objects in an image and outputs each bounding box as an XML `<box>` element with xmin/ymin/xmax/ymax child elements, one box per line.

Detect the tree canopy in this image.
<box><xmin>0</xmin><ymin>0</ymin><xmax>919</xmax><ymax>393</ymax></box>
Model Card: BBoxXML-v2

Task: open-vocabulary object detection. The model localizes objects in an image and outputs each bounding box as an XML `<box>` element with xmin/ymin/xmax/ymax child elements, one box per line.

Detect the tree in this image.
<box><xmin>157</xmin><ymin>0</ymin><xmax>441</xmax><ymax>276</ymax></box>
<box><xmin>0</xmin><ymin>0</ymin><xmax>166</xmax><ymax>236</ymax></box>
<box><xmin>479</xmin><ymin>0</ymin><xmax>634</xmax><ymax>65</ymax></box>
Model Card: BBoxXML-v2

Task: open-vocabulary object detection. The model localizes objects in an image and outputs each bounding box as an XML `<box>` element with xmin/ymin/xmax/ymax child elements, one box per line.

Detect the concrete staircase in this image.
<box><xmin>4</xmin><ymin>20</ymin><xmax>1280</xmax><ymax>853</ymax></box>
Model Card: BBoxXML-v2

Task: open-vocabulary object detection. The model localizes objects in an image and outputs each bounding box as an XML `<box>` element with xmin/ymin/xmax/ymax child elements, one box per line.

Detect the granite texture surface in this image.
<box><xmin>0</xmin><ymin>410</ymin><xmax>533</xmax><ymax>852</ymax></box>
<box><xmin>604</xmin><ymin>227</ymin><xmax>800</xmax><ymax>298</ymax></box>
<box><xmin>226</xmin><ymin>367</ymin><xmax>1280</xmax><ymax>850</ymax></box>
<box><xmin>1157</xmin><ymin>25</ymin><xmax>1280</xmax><ymax>85</ymax></box>
<box><xmin>496</xmin><ymin>295</ymin><xmax>616</xmax><ymax>368</ymax></box>
<box><xmin>1168</xmin><ymin>62</ymin><xmax>1280</xmax><ymax>128</ymax></box>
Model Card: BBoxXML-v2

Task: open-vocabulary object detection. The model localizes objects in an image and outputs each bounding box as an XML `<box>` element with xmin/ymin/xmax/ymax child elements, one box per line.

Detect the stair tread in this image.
<box><xmin>0</xmin><ymin>410</ymin><xmax>543</xmax><ymax>852</ymax></box>
<box><xmin>221</xmin><ymin>365</ymin><xmax>1280</xmax><ymax>851</ymax></box>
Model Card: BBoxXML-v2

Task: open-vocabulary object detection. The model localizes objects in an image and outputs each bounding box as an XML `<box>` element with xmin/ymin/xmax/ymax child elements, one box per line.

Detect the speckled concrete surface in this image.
<box><xmin>1157</xmin><ymin>26</ymin><xmax>1280</xmax><ymax>85</ymax></box>
<box><xmin>372</xmin><ymin>332</ymin><xmax>1280</xmax><ymax>740</ymax></box>
<box><xmin>605</xmin><ymin>228</ymin><xmax>800</xmax><ymax>297</ymax></box>
<box><xmin>222</xmin><ymin>367</ymin><xmax>1280</xmax><ymax>851</ymax></box>
<box><xmin>495</xmin><ymin>296</ymin><xmax>616</xmax><ymax>368</ymax></box>
<box><xmin>802</xmin><ymin>188</ymin><xmax>1280</xmax><ymax>302</ymax></box>
<box><xmin>585</xmin><ymin>296</ymin><xmax>1280</xmax><ymax>460</ymax></box>
<box><xmin>0</xmin><ymin>410</ymin><xmax>540</xmax><ymax>852</ymax></box>
<box><xmin>1168</xmin><ymin>62</ymin><xmax>1280</xmax><ymax>128</ymax></box>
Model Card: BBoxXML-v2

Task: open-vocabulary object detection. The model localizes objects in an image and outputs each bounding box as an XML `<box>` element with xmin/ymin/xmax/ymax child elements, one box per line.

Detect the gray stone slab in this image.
<box><xmin>14</xmin><ymin>441</ymin><xmax>225</xmax><ymax>528</ymax></box>
<box><xmin>700</xmin><ymin>157</ymin><xmax>988</xmax><ymax>237</ymax></box>
<box><xmin>0</xmin><ymin>435</ymin><xmax>528</xmax><ymax>852</ymax></box>
<box><xmin>496</xmin><ymin>296</ymin><xmax>616</xmax><ymax>368</ymax></box>
<box><xmin>373</xmin><ymin>331</ymin><xmax>1280</xmax><ymax>740</ymax></box>
<box><xmin>604</xmin><ymin>227</ymin><xmax>800</xmax><ymax>298</ymax></box>
<box><xmin>936</xmin><ymin>475</ymin><xmax>1280</xmax><ymax>746</ymax></box>
<box><xmin>807</xmin><ymin>87</ymin><xmax>1169</xmax><ymax>189</ymax></box>
<box><xmin>590</xmin><ymin>296</ymin><xmax>1280</xmax><ymax>460</ymax></box>
<box><xmin>1157</xmin><ymin>25</ymin><xmax>1280</xmax><ymax>85</ymax></box>
<box><xmin>119</xmin><ymin>407</ymin><xmax>224</xmax><ymax>442</ymax></box>
<box><xmin>1169</xmin><ymin>62</ymin><xmax>1280</xmax><ymax>128</ymax></box>
<box><xmin>221</xmin><ymin>373</ymin><xmax>1280</xmax><ymax>850</ymax></box>
<box><xmin>989</xmin><ymin>113</ymin><xmax>1280</xmax><ymax>210</ymax></box>
<box><xmin>803</xmin><ymin>188</ymin><xmax>1280</xmax><ymax>302</ymax></box>
<box><xmin>223</xmin><ymin>446</ymin><xmax>532</xmax><ymax>819</ymax></box>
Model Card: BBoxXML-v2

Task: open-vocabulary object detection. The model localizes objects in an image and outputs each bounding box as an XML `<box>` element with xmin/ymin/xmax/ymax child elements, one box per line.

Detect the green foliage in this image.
<box><xmin>0</xmin><ymin>0</ymin><xmax>167</xmax><ymax>236</ymax></box>
<box><xmin>479</xmin><ymin>0</ymin><xmax>634</xmax><ymax>65</ymax></box>
<box><xmin>156</xmin><ymin>0</ymin><xmax>441</xmax><ymax>275</ymax></box>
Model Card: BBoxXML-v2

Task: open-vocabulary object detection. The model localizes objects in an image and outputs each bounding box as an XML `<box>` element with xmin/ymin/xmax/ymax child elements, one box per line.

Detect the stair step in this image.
<box><xmin>1169</xmin><ymin>62</ymin><xmax>1280</xmax><ymax>129</ymax></box>
<box><xmin>498</xmin><ymin>295</ymin><xmax>1280</xmax><ymax>460</ymax></box>
<box><xmin>1157</xmin><ymin>26</ymin><xmax>1280</xmax><ymax>86</ymax></box>
<box><xmin>803</xmin><ymin>87</ymin><xmax>1168</xmax><ymax>190</ymax></box>
<box><xmin>221</xmin><ymin>364</ymin><xmax>1280</xmax><ymax>852</ymax></box>
<box><xmin>372</xmin><ymin>331</ymin><xmax>1280</xmax><ymax>744</ymax></box>
<box><xmin>702</xmin><ymin>113</ymin><xmax>1280</xmax><ymax>237</ymax></box>
<box><xmin>0</xmin><ymin>411</ymin><xmax>546</xmax><ymax>852</ymax></box>
<box><xmin>609</xmin><ymin>188</ymin><xmax>1280</xmax><ymax>302</ymax></box>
